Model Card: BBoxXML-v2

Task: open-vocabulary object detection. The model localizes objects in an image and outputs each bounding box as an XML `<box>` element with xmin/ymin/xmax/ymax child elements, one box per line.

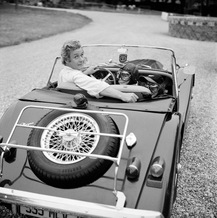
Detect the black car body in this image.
<box><xmin>0</xmin><ymin>44</ymin><xmax>195</xmax><ymax>218</ymax></box>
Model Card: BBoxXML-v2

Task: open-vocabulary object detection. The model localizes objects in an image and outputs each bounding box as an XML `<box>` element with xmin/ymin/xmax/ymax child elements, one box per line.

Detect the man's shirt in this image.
<box><xmin>58</xmin><ymin>66</ymin><xmax>109</xmax><ymax>98</ymax></box>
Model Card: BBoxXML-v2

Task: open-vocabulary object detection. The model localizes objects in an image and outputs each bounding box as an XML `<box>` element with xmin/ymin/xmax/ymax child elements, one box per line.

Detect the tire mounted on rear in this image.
<box><xmin>27</xmin><ymin>107</ymin><xmax>120</xmax><ymax>188</ymax></box>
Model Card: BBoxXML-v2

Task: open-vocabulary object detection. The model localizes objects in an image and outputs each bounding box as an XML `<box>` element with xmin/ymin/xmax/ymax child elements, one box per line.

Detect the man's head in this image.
<box><xmin>118</xmin><ymin>63</ymin><xmax>138</xmax><ymax>85</ymax></box>
<box><xmin>61</xmin><ymin>40</ymin><xmax>85</xmax><ymax>70</ymax></box>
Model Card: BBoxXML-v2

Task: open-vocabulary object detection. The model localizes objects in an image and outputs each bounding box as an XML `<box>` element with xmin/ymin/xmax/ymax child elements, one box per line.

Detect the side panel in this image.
<box><xmin>136</xmin><ymin>114</ymin><xmax>181</xmax><ymax>217</ymax></box>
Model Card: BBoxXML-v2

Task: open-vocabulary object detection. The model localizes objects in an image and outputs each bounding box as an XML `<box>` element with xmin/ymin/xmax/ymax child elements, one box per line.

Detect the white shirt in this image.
<box><xmin>58</xmin><ymin>66</ymin><xmax>109</xmax><ymax>98</ymax></box>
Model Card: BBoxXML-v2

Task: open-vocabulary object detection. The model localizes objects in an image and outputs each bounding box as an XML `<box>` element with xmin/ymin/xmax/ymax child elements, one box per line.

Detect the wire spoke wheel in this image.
<box><xmin>41</xmin><ymin>113</ymin><xmax>100</xmax><ymax>164</ymax></box>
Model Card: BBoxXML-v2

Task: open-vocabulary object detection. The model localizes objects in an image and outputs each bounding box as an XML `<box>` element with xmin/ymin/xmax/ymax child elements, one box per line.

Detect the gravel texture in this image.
<box><xmin>0</xmin><ymin>7</ymin><xmax>217</xmax><ymax>217</ymax></box>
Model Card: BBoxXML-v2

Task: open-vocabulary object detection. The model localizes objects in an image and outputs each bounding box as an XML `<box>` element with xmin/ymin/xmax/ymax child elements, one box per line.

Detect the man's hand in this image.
<box><xmin>84</xmin><ymin>66</ymin><xmax>98</xmax><ymax>75</ymax></box>
<box><xmin>121</xmin><ymin>93</ymin><xmax>139</xmax><ymax>103</ymax></box>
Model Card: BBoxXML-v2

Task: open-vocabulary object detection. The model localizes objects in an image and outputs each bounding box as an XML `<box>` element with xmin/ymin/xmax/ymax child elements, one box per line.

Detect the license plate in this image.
<box><xmin>20</xmin><ymin>205</ymin><xmax>85</xmax><ymax>218</ymax></box>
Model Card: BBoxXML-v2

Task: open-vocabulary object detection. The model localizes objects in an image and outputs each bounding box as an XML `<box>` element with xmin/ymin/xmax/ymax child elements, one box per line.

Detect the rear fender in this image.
<box><xmin>136</xmin><ymin>113</ymin><xmax>181</xmax><ymax>217</ymax></box>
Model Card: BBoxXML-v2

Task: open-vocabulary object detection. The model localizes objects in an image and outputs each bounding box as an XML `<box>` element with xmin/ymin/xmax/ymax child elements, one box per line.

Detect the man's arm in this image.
<box><xmin>99</xmin><ymin>86</ymin><xmax>139</xmax><ymax>103</ymax></box>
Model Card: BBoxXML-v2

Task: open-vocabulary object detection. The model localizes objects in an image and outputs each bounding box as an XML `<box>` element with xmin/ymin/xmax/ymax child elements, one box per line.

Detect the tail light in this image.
<box><xmin>126</xmin><ymin>157</ymin><xmax>141</xmax><ymax>180</ymax></box>
<box><xmin>147</xmin><ymin>156</ymin><xmax>165</xmax><ymax>188</ymax></box>
<box><xmin>150</xmin><ymin>156</ymin><xmax>165</xmax><ymax>178</ymax></box>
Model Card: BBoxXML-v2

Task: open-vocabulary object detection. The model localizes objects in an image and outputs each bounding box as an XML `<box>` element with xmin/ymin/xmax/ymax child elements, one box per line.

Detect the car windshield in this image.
<box><xmin>82</xmin><ymin>44</ymin><xmax>174</xmax><ymax>73</ymax></box>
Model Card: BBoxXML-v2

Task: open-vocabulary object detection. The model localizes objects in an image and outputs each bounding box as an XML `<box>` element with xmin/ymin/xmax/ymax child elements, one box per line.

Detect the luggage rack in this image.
<box><xmin>0</xmin><ymin>105</ymin><xmax>129</xmax><ymax>209</ymax></box>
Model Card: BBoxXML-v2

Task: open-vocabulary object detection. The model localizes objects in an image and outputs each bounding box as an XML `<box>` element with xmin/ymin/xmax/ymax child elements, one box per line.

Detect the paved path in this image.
<box><xmin>0</xmin><ymin>8</ymin><xmax>217</xmax><ymax>217</ymax></box>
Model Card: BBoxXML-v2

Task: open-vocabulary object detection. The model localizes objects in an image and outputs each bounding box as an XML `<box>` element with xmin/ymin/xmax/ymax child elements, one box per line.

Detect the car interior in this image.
<box><xmin>45</xmin><ymin>57</ymin><xmax>173</xmax><ymax>101</ymax></box>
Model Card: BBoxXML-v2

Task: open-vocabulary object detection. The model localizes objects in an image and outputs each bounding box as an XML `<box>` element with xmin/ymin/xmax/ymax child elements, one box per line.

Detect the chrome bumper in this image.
<box><xmin>0</xmin><ymin>188</ymin><xmax>163</xmax><ymax>218</ymax></box>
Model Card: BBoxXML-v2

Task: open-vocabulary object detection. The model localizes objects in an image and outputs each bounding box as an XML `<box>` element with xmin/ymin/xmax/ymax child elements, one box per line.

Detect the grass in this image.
<box><xmin>0</xmin><ymin>4</ymin><xmax>92</xmax><ymax>47</ymax></box>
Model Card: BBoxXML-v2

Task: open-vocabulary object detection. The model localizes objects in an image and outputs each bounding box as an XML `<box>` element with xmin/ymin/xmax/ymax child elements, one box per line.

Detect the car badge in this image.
<box><xmin>118</xmin><ymin>47</ymin><xmax>128</xmax><ymax>63</ymax></box>
<box><xmin>119</xmin><ymin>54</ymin><xmax>127</xmax><ymax>63</ymax></box>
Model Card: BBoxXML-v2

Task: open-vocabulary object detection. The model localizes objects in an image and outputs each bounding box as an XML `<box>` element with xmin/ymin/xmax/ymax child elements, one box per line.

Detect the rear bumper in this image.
<box><xmin>0</xmin><ymin>187</ymin><xmax>163</xmax><ymax>218</ymax></box>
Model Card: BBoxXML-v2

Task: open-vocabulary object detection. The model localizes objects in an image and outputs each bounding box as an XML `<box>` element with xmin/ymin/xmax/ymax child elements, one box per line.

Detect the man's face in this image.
<box><xmin>66</xmin><ymin>48</ymin><xmax>85</xmax><ymax>70</ymax></box>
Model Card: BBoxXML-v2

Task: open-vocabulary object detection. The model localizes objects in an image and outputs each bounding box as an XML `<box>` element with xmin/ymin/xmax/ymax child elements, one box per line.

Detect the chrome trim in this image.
<box><xmin>0</xmin><ymin>188</ymin><xmax>163</xmax><ymax>218</ymax></box>
<box><xmin>171</xmin><ymin>54</ymin><xmax>179</xmax><ymax>111</ymax></box>
<box><xmin>47</xmin><ymin>56</ymin><xmax>61</xmax><ymax>87</ymax></box>
<box><xmin>82</xmin><ymin>44</ymin><xmax>175</xmax><ymax>54</ymax></box>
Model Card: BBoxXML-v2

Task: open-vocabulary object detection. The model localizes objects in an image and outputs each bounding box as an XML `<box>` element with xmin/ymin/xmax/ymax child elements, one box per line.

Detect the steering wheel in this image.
<box><xmin>91</xmin><ymin>68</ymin><xmax>116</xmax><ymax>85</ymax></box>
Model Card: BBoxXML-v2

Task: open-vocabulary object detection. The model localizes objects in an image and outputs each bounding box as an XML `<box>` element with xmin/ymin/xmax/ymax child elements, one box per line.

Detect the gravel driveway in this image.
<box><xmin>0</xmin><ymin>7</ymin><xmax>217</xmax><ymax>217</ymax></box>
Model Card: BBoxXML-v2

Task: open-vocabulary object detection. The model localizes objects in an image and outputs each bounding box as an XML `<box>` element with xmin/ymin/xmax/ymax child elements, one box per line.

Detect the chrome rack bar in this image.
<box><xmin>0</xmin><ymin>105</ymin><xmax>129</xmax><ymax>208</ymax></box>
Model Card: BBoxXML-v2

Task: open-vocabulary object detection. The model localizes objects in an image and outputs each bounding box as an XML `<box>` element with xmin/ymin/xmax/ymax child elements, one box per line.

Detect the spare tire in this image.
<box><xmin>27</xmin><ymin>106</ymin><xmax>120</xmax><ymax>188</ymax></box>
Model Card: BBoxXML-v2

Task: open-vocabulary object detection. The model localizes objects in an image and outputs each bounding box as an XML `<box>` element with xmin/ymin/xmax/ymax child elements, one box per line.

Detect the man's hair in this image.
<box><xmin>61</xmin><ymin>40</ymin><xmax>81</xmax><ymax>65</ymax></box>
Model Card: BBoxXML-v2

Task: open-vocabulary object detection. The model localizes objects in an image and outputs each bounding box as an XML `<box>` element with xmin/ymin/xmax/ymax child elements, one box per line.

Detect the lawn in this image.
<box><xmin>0</xmin><ymin>4</ymin><xmax>92</xmax><ymax>47</ymax></box>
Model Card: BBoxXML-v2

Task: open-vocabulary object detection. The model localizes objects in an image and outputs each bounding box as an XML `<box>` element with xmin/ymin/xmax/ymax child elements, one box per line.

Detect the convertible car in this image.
<box><xmin>0</xmin><ymin>44</ymin><xmax>195</xmax><ymax>218</ymax></box>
